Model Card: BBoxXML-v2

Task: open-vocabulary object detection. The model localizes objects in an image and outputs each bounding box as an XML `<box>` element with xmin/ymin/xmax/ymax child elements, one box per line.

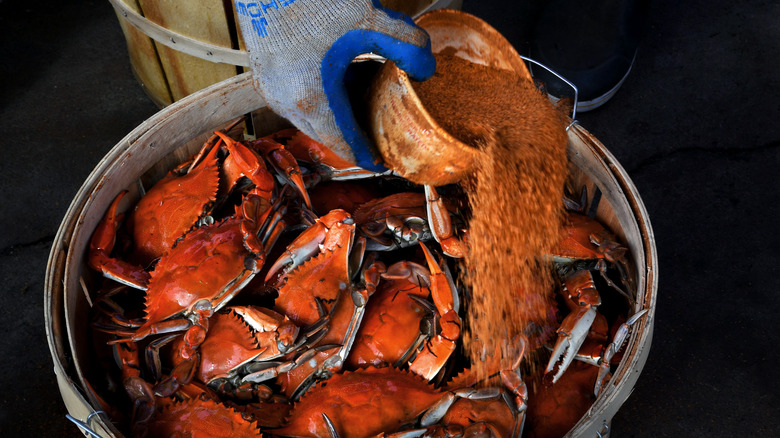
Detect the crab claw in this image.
<box><xmin>545</xmin><ymin>306</ymin><xmax>598</xmax><ymax>383</ymax></box>
<box><xmin>424</xmin><ymin>185</ymin><xmax>467</xmax><ymax>259</ymax></box>
<box><xmin>420</xmin><ymin>387</ymin><xmax>501</xmax><ymax>428</ymax></box>
<box><xmin>275</xmin><ymin>128</ymin><xmax>384</xmax><ymax>181</ymax></box>
<box><xmin>115</xmin><ymin>342</ymin><xmax>156</xmax><ymax>427</ymax></box>
<box><xmin>594</xmin><ymin>309</ymin><xmax>648</xmax><ymax>395</ymax></box>
<box><xmin>408</xmin><ymin>242</ymin><xmax>461</xmax><ymax>380</ymax></box>
<box><xmin>264</xmin><ymin>209</ymin><xmax>353</xmax><ymax>284</ymax></box>
<box><xmin>214</xmin><ymin>131</ymin><xmax>276</xmax><ymax>202</ymax></box>
<box><xmin>546</xmin><ymin>269</ymin><xmax>602</xmax><ymax>383</ymax></box>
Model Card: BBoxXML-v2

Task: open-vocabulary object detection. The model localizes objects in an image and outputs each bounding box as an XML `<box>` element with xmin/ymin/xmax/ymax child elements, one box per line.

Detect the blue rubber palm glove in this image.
<box><xmin>234</xmin><ymin>0</ymin><xmax>436</xmax><ymax>171</ymax></box>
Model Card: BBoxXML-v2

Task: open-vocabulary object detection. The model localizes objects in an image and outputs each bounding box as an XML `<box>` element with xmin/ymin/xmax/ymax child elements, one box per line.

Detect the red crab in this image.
<box><xmin>550</xmin><ymin>211</ymin><xmax>633</xmax><ymax>301</ymax></box>
<box><xmin>271</xmin><ymin>367</ymin><xmax>445</xmax><ymax>438</ymax></box>
<box><xmin>166</xmin><ymin>305</ymin><xmax>303</xmax><ymax>399</ymax></box>
<box><xmin>352</xmin><ymin>189</ymin><xmax>466</xmax><ymax>258</ymax></box>
<box><xmin>102</xmin><ymin>187</ymin><xmax>289</xmax><ymax>396</ymax></box>
<box><xmin>145</xmin><ymin>391</ymin><xmax>260</xmax><ymax>438</ymax></box>
<box><xmin>346</xmin><ymin>242</ymin><xmax>461</xmax><ymax>381</ymax></box>
<box><xmin>88</xmin><ymin>128</ymin><xmax>307</xmax><ymax>289</ymax></box>
<box><xmin>252</xmin><ymin>210</ymin><xmax>386</xmax><ymax>398</ymax></box>
<box><xmin>273</xmin><ymin>366</ymin><xmax>524</xmax><ymax>438</ymax></box>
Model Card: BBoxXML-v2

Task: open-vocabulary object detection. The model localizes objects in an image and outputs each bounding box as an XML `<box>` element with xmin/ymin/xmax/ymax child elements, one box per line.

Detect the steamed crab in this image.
<box><xmin>271</xmin><ymin>366</ymin><xmax>521</xmax><ymax>438</ymax></box>
<box><xmin>87</xmin><ymin>128</ymin><xmax>308</xmax><ymax>288</ymax></box>
<box><xmin>84</xmin><ymin>123</ymin><xmax>646</xmax><ymax>438</ymax></box>
<box><xmin>144</xmin><ymin>387</ymin><xmax>260</xmax><ymax>438</ymax></box>
<box><xmin>346</xmin><ymin>242</ymin><xmax>461</xmax><ymax>381</ymax></box>
<box><xmin>89</xmin><ymin>130</ymin><xmax>314</xmax><ymax>394</ymax></box>
<box><xmin>245</xmin><ymin>208</ymin><xmax>386</xmax><ymax>399</ymax></box>
<box><xmin>165</xmin><ymin>305</ymin><xmax>308</xmax><ymax>399</ymax></box>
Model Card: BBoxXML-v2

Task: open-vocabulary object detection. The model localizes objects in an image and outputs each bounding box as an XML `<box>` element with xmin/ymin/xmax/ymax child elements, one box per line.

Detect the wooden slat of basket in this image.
<box><xmin>136</xmin><ymin>0</ymin><xmax>240</xmax><ymax>101</ymax></box>
<box><xmin>113</xmin><ymin>3</ymin><xmax>173</xmax><ymax>106</ymax></box>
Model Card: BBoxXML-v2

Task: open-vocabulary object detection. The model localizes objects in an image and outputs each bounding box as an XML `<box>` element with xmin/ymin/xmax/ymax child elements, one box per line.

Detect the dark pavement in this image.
<box><xmin>1</xmin><ymin>0</ymin><xmax>778</xmax><ymax>436</ymax></box>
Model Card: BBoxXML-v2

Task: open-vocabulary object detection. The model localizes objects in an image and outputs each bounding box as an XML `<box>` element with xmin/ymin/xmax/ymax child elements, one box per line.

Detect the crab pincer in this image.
<box><xmin>407</xmin><ymin>242</ymin><xmax>462</xmax><ymax>381</ymax></box>
<box><xmin>264</xmin><ymin>209</ymin><xmax>354</xmax><ymax>286</ymax></box>
<box><xmin>545</xmin><ymin>269</ymin><xmax>602</xmax><ymax>383</ymax></box>
<box><xmin>424</xmin><ymin>185</ymin><xmax>468</xmax><ymax>258</ymax></box>
<box><xmin>271</xmin><ymin>128</ymin><xmax>384</xmax><ymax>182</ymax></box>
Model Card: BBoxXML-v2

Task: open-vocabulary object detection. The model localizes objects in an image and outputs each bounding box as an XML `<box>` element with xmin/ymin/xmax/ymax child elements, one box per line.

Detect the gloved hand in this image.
<box><xmin>234</xmin><ymin>0</ymin><xmax>436</xmax><ymax>172</ymax></box>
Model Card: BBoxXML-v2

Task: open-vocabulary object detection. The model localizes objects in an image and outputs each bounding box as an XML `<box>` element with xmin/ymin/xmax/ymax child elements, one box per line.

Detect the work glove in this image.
<box><xmin>234</xmin><ymin>0</ymin><xmax>435</xmax><ymax>171</ymax></box>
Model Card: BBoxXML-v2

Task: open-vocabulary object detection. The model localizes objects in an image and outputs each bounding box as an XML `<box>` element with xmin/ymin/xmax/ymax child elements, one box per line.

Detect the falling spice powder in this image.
<box><xmin>412</xmin><ymin>53</ymin><xmax>570</xmax><ymax>380</ymax></box>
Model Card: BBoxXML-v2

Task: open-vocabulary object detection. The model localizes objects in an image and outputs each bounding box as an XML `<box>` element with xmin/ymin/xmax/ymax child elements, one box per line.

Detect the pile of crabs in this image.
<box><xmin>85</xmin><ymin>125</ymin><xmax>646</xmax><ymax>438</ymax></box>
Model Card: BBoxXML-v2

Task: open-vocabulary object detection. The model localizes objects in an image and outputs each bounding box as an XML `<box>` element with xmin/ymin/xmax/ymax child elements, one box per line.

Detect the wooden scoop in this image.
<box><xmin>367</xmin><ymin>9</ymin><xmax>533</xmax><ymax>185</ymax></box>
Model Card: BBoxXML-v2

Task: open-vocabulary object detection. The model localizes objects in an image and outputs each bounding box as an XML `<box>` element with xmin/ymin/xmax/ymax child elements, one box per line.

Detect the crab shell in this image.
<box><xmin>346</xmin><ymin>266</ymin><xmax>430</xmax><ymax>368</ymax></box>
<box><xmin>129</xmin><ymin>139</ymin><xmax>221</xmax><ymax>266</ymax></box>
<box><xmin>170</xmin><ymin>307</ymin><xmax>297</xmax><ymax>385</ymax></box>
<box><xmin>272</xmin><ymin>367</ymin><xmax>443</xmax><ymax>438</ymax></box>
<box><xmin>550</xmin><ymin>212</ymin><xmax>626</xmax><ymax>262</ymax></box>
<box><xmin>438</xmin><ymin>397</ymin><xmax>516</xmax><ymax>437</ymax></box>
<box><xmin>139</xmin><ymin>216</ymin><xmax>259</xmax><ymax>336</ymax></box>
<box><xmin>146</xmin><ymin>395</ymin><xmax>260</xmax><ymax>438</ymax></box>
<box><xmin>273</xmin><ymin>217</ymin><xmax>355</xmax><ymax>327</ymax></box>
<box><xmin>308</xmin><ymin>181</ymin><xmax>379</xmax><ymax>216</ymax></box>
<box><xmin>525</xmin><ymin>361</ymin><xmax>599</xmax><ymax>438</ymax></box>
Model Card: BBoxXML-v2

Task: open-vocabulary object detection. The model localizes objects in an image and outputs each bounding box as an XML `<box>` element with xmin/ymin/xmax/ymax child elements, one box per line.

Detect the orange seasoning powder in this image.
<box><xmin>412</xmin><ymin>53</ymin><xmax>569</xmax><ymax>379</ymax></box>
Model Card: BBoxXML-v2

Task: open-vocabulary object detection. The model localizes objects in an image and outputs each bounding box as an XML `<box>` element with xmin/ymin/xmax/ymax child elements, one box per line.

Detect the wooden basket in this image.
<box><xmin>44</xmin><ymin>72</ymin><xmax>656</xmax><ymax>437</ymax></box>
<box><xmin>108</xmin><ymin>0</ymin><xmax>464</xmax><ymax>107</ymax></box>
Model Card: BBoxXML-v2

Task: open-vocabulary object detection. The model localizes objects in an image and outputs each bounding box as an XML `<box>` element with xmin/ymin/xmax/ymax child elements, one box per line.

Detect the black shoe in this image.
<box><xmin>528</xmin><ymin>0</ymin><xmax>647</xmax><ymax>112</ymax></box>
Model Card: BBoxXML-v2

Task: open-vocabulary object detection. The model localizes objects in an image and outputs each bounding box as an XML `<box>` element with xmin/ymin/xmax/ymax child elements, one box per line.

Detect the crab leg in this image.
<box><xmin>90</xmin><ymin>285</ymin><xmax>150</xmax><ymax>336</ymax></box>
<box><xmin>115</xmin><ymin>344</ymin><xmax>157</xmax><ymax>432</ymax></box>
<box><xmin>250</xmin><ymin>136</ymin><xmax>312</xmax><ymax>209</ymax></box>
<box><xmin>325</xmin><ymin>261</ymin><xmax>385</xmax><ymax>369</ymax></box>
<box><xmin>264</xmin><ymin>209</ymin><xmax>353</xmax><ymax>284</ymax></box>
<box><xmin>276</xmin><ymin>128</ymin><xmax>385</xmax><ymax>181</ymax></box>
<box><xmin>592</xmin><ymin>309</ymin><xmax>648</xmax><ymax>396</ymax></box>
<box><xmin>424</xmin><ymin>185</ymin><xmax>467</xmax><ymax>259</ymax></box>
<box><xmin>408</xmin><ymin>242</ymin><xmax>461</xmax><ymax>380</ymax></box>
<box><xmin>88</xmin><ymin>191</ymin><xmax>151</xmax><ymax>290</ymax></box>
<box><xmin>500</xmin><ymin>336</ymin><xmax>529</xmax><ymax>438</ymax></box>
<box><xmin>247</xmin><ymin>344</ymin><xmax>343</xmax><ymax>399</ymax></box>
